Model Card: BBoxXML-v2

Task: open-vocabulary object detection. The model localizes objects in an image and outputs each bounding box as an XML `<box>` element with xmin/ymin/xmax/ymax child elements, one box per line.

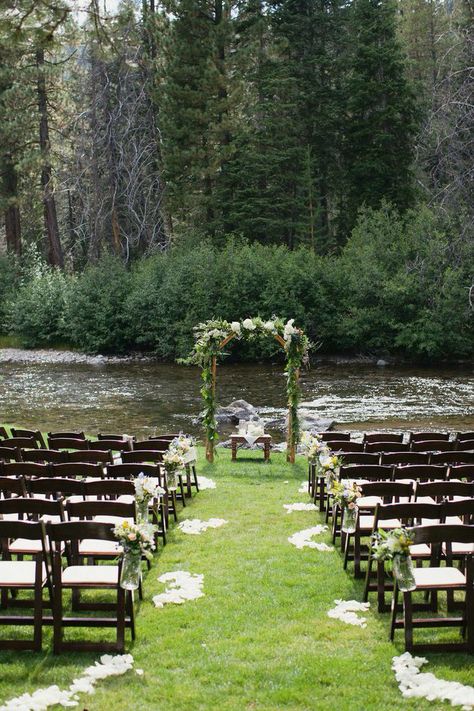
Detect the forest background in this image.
<box><xmin>0</xmin><ymin>0</ymin><xmax>472</xmax><ymax>361</ymax></box>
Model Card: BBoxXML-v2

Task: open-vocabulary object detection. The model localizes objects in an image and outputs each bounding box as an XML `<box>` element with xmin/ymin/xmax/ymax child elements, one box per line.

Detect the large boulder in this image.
<box><xmin>216</xmin><ymin>400</ymin><xmax>258</xmax><ymax>424</ymax></box>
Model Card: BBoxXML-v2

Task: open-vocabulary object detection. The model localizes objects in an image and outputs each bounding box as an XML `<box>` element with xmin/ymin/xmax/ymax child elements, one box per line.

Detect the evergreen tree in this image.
<box><xmin>343</xmin><ymin>0</ymin><xmax>419</xmax><ymax>232</ymax></box>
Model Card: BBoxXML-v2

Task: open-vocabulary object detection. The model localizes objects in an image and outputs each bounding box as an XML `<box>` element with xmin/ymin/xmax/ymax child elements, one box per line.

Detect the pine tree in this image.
<box><xmin>344</xmin><ymin>0</ymin><xmax>419</xmax><ymax>232</ymax></box>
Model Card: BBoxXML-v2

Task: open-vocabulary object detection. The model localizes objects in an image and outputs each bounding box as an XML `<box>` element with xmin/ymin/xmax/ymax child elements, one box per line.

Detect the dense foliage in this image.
<box><xmin>2</xmin><ymin>205</ymin><xmax>472</xmax><ymax>360</ymax></box>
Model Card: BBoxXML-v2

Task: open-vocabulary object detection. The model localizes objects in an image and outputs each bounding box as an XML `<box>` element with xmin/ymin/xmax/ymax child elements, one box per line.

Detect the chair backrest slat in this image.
<box><xmin>121</xmin><ymin>450</ymin><xmax>164</xmax><ymax>464</ymax></box>
<box><xmin>411</xmin><ymin>440</ymin><xmax>455</xmax><ymax>452</ymax></box>
<box><xmin>393</xmin><ymin>464</ymin><xmax>448</xmax><ymax>481</ymax></box>
<box><xmin>363</xmin><ymin>433</ymin><xmax>404</xmax><ymax>444</ymax></box>
<box><xmin>365</xmin><ymin>442</ymin><xmax>409</xmax><ymax>453</ymax></box>
<box><xmin>21</xmin><ymin>448</ymin><xmax>66</xmax><ymax>463</ymax></box>
<box><xmin>340</xmin><ymin>464</ymin><xmax>393</xmax><ymax>481</ymax></box>
<box><xmin>47</xmin><ymin>437</ymin><xmax>90</xmax><ymax>451</ymax></box>
<box><xmin>410</xmin><ymin>432</ymin><xmax>450</xmax><ymax>443</ymax></box>
<box><xmin>381</xmin><ymin>452</ymin><xmax>430</xmax><ymax>465</ymax></box>
<box><xmin>409</xmin><ymin>523</ymin><xmax>474</xmax><ymax>545</ymax></box>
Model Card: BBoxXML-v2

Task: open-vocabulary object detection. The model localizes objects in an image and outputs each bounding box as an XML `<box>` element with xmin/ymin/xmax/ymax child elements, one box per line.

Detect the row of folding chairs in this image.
<box><xmin>312</xmin><ymin>462</ymin><xmax>474</xmax><ymax>512</ymax></box>
<box><xmin>323</xmin><ymin>478</ymin><xmax>474</xmax><ymax>653</ymax></box>
<box><xmin>0</xmin><ymin>458</ymin><xmax>201</xmax><ymax>653</ymax></box>
<box><xmin>0</xmin><ymin>517</ymin><xmax>134</xmax><ymax>653</ymax></box>
<box><xmin>313</xmin><ymin>431</ymin><xmax>474</xmax><ymax>444</ymax></box>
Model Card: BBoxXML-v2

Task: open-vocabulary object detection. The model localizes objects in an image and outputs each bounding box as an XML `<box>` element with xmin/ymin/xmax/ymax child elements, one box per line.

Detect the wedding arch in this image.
<box><xmin>182</xmin><ymin>318</ymin><xmax>310</xmax><ymax>464</ymax></box>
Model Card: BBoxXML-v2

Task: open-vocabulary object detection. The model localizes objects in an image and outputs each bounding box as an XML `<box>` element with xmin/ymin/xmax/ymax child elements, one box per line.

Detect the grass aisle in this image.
<box><xmin>0</xmin><ymin>450</ymin><xmax>472</xmax><ymax>710</ymax></box>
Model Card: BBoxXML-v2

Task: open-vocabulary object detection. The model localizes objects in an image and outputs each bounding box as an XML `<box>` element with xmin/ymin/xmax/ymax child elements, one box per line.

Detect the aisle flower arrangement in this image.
<box><xmin>331</xmin><ymin>481</ymin><xmax>361</xmax><ymax>533</ymax></box>
<box><xmin>372</xmin><ymin>527</ymin><xmax>416</xmax><ymax>591</ymax></box>
<box><xmin>114</xmin><ymin>520</ymin><xmax>157</xmax><ymax>590</ymax></box>
<box><xmin>133</xmin><ymin>473</ymin><xmax>164</xmax><ymax>523</ymax></box>
<box><xmin>162</xmin><ymin>449</ymin><xmax>185</xmax><ymax>486</ymax></box>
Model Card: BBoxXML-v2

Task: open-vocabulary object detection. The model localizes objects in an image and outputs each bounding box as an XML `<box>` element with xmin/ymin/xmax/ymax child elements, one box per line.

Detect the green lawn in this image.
<box><xmin>0</xmin><ymin>448</ymin><xmax>472</xmax><ymax>710</ymax></box>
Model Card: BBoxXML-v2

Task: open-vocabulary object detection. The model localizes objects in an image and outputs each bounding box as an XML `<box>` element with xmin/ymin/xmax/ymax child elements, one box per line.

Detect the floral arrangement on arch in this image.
<box><xmin>181</xmin><ymin>317</ymin><xmax>311</xmax><ymax>460</ymax></box>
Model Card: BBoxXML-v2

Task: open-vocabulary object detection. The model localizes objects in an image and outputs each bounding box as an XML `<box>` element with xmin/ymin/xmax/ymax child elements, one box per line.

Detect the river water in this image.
<box><xmin>0</xmin><ymin>360</ymin><xmax>473</xmax><ymax>440</ymax></box>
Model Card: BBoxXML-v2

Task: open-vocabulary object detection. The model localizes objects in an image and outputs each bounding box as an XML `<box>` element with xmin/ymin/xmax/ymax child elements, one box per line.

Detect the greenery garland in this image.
<box><xmin>180</xmin><ymin>317</ymin><xmax>311</xmax><ymax>461</ymax></box>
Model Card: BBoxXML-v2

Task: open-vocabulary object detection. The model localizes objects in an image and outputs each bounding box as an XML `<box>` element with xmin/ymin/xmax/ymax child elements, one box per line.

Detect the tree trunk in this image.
<box><xmin>36</xmin><ymin>47</ymin><xmax>64</xmax><ymax>268</ymax></box>
<box><xmin>3</xmin><ymin>159</ymin><xmax>22</xmax><ymax>256</ymax></box>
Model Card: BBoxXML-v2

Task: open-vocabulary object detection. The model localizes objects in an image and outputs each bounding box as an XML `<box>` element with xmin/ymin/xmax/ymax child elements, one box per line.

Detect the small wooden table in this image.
<box><xmin>230</xmin><ymin>434</ymin><xmax>272</xmax><ymax>462</ymax></box>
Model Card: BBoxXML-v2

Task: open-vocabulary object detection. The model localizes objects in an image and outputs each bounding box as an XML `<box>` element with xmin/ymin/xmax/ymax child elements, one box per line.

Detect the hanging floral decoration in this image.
<box><xmin>181</xmin><ymin>317</ymin><xmax>310</xmax><ymax>462</ymax></box>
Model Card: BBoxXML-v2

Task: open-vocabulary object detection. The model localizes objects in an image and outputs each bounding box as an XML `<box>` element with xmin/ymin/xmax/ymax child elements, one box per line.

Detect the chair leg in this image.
<box><xmin>192</xmin><ymin>465</ymin><xmax>199</xmax><ymax>492</ymax></box>
<box><xmin>127</xmin><ymin>591</ymin><xmax>135</xmax><ymax>641</ymax></box>
<box><xmin>390</xmin><ymin>583</ymin><xmax>399</xmax><ymax>641</ymax></box>
<box><xmin>53</xmin><ymin>584</ymin><xmax>63</xmax><ymax>654</ymax></box>
<box><xmin>403</xmin><ymin>591</ymin><xmax>414</xmax><ymax>652</ymax></box>
<box><xmin>376</xmin><ymin>560</ymin><xmax>387</xmax><ymax>612</ymax></box>
<box><xmin>116</xmin><ymin>586</ymin><xmax>125</xmax><ymax>653</ymax></box>
<box><xmin>343</xmin><ymin>532</ymin><xmax>351</xmax><ymax>570</ymax></box>
<box><xmin>363</xmin><ymin>556</ymin><xmax>373</xmax><ymax>603</ymax></box>
<box><xmin>33</xmin><ymin>580</ymin><xmax>43</xmax><ymax>652</ymax></box>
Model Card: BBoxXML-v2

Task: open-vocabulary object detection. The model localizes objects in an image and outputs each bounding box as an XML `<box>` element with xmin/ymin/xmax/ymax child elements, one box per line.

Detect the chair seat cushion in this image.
<box><xmin>357</xmin><ymin>496</ymin><xmax>382</xmax><ymax>509</ymax></box>
<box><xmin>62</xmin><ymin>565</ymin><xmax>119</xmax><ymax>586</ymax></box>
<box><xmin>409</xmin><ymin>543</ymin><xmax>431</xmax><ymax>557</ymax></box>
<box><xmin>443</xmin><ymin>542</ymin><xmax>474</xmax><ymax>555</ymax></box>
<box><xmin>78</xmin><ymin>539</ymin><xmax>123</xmax><ymax>556</ymax></box>
<box><xmin>445</xmin><ymin>515</ymin><xmax>464</xmax><ymax>525</ymax></box>
<box><xmin>359</xmin><ymin>516</ymin><xmax>401</xmax><ymax>531</ymax></box>
<box><xmin>93</xmin><ymin>515</ymin><xmax>134</xmax><ymax>525</ymax></box>
<box><xmin>413</xmin><ymin>566</ymin><xmax>466</xmax><ymax>589</ymax></box>
<box><xmin>0</xmin><ymin>561</ymin><xmax>47</xmax><ymax>586</ymax></box>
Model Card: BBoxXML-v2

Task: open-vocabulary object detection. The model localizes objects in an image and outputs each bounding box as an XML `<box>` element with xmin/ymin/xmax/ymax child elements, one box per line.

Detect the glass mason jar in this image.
<box><xmin>166</xmin><ymin>466</ymin><xmax>177</xmax><ymax>488</ymax></box>
<box><xmin>342</xmin><ymin>504</ymin><xmax>358</xmax><ymax>534</ymax></box>
<box><xmin>392</xmin><ymin>554</ymin><xmax>416</xmax><ymax>592</ymax></box>
<box><xmin>120</xmin><ymin>547</ymin><xmax>142</xmax><ymax>590</ymax></box>
<box><xmin>136</xmin><ymin>497</ymin><xmax>149</xmax><ymax>524</ymax></box>
<box><xmin>325</xmin><ymin>471</ymin><xmax>337</xmax><ymax>494</ymax></box>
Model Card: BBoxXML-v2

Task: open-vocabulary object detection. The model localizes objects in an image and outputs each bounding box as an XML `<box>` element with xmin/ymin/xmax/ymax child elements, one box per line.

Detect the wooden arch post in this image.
<box><xmin>205</xmin><ymin>331</ymin><xmax>298</xmax><ymax>464</ymax></box>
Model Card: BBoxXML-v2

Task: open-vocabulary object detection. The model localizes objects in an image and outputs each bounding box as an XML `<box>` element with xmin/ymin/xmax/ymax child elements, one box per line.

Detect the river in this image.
<box><xmin>0</xmin><ymin>360</ymin><xmax>473</xmax><ymax>440</ymax></box>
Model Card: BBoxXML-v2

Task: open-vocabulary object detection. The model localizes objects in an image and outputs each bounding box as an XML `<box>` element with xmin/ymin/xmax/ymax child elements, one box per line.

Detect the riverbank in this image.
<box><xmin>1</xmin><ymin>346</ymin><xmax>473</xmax><ymax>368</ymax></box>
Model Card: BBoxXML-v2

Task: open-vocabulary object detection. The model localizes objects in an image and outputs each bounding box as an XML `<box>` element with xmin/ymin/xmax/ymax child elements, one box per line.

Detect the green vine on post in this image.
<box><xmin>180</xmin><ymin>317</ymin><xmax>311</xmax><ymax>463</ymax></box>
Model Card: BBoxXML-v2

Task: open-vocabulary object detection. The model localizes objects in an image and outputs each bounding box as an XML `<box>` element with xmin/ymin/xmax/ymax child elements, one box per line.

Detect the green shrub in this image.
<box><xmin>64</xmin><ymin>257</ymin><xmax>132</xmax><ymax>353</ymax></box>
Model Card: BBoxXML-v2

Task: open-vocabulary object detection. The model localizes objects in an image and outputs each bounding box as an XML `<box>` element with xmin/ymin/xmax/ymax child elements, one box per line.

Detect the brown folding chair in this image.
<box><xmin>87</xmin><ymin>439</ymin><xmax>132</xmax><ymax>453</ymax></box>
<box><xmin>21</xmin><ymin>448</ymin><xmax>66</xmax><ymax>464</ymax></box>
<box><xmin>0</xmin><ymin>446</ymin><xmax>21</xmax><ymax>462</ymax></box>
<box><xmin>47</xmin><ymin>437</ymin><xmax>90</xmax><ymax>451</ymax></box>
<box><xmin>432</xmin><ymin>451</ymin><xmax>474</xmax><ymax>466</ymax></box>
<box><xmin>414</xmin><ymin>480</ymin><xmax>474</xmax><ymax>503</ymax></box>
<box><xmin>363</xmin><ymin>501</ymin><xmax>442</xmax><ymax>611</ymax></box>
<box><xmin>2</xmin><ymin>462</ymin><xmax>50</xmax><ymax>480</ymax></box>
<box><xmin>0</xmin><ymin>437</ymin><xmax>38</xmax><ymax>449</ymax></box>
<box><xmin>0</xmin><ymin>475</ymin><xmax>27</xmax><ymax>500</ymax></box>
<box><xmin>456</xmin><ymin>440</ymin><xmax>474</xmax><ymax>452</ymax></box>
<box><xmin>456</xmin><ymin>432</ymin><xmax>474</xmax><ymax>442</ymax></box>
<box><xmin>381</xmin><ymin>452</ymin><xmax>430</xmax><ymax>466</ymax></box>
<box><xmin>0</xmin><ymin>520</ymin><xmax>50</xmax><ymax>651</ymax></box>
<box><xmin>11</xmin><ymin>428</ymin><xmax>47</xmax><ymax>449</ymax></box>
<box><xmin>66</xmin><ymin>450</ymin><xmax>114</xmax><ymax>466</ymax></box>
<box><xmin>410</xmin><ymin>432</ymin><xmax>450</xmax><ymax>443</ymax></box>
<box><xmin>366</xmin><ymin>441</ymin><xmax>410</xmax><ymax>453</ymax></box>
<box><xmin>47</xmin><ymin>521</ymin><xmax>134</xmax><ymax>653</ymax></box>
<box><xmin>411</xmin><ymin>440</ymin><xmax>455</xmax><ymax>453</ymax></box>
<box><xmin>389</xmin><ymin>524</ymin><xmax>474</xmax><ymax>652</ymax></box>
<box><xmin>315</xmin><ymin>432</ymin><xmax>351</xmax><ymax>442</ymax></box>
<box><xmin>449</xmin><ymin>465</ymin><xmax>474</xmax><ymax>482</ymax></box>
<box><xmin>27</xmin><ymin>478</ymin><xmax>86</xmax><ymax>501</ymax></box>
<box><xmin>48</xmin><ymin>431</ymin><xmax>86</xmax><ymax>440</ymax></box>
<box><xmin>392</xmin><ymin>464</ymin><xmax>448</xmax><ymax>482</ymax></box>
<box><xmin>105</xmin><ymin>465</ymin><xmax>170</xmax><ymax>532</ymax></box>
<box><xmin>343</xmin><ymin>481</ymin><xmax>414</xmax><ymax>577</ymax></box>
<box><xmin>50</xmin><ymin>462</ymin><xmax>104</xmax><ymax>480</ymax></box>
<box><xmin>363</xmin><ymin>433</ymin><xmax>404</xmax><ymax>444</ymax></box>
<box><xmin>134</xmin><ymin>440</ymin><xmax>170</xmax><ymax>451</ymax></box>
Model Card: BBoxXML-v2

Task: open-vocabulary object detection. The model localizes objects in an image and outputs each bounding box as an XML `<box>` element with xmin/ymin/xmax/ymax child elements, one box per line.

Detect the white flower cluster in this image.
<box><xmin>170</xmin><ymin>434</ymin><xmax>195</xmax><ymax>456</ymax></box>
<box><xmin>283</xmin><ymin>318</ymin><xmax>298</xmax><ymax>345</ymax></box>
<box><xmin>153</xmin><ymin>571</ymin><xmax>204</xmax><ymax>608</ymax></box>
<box><xmin>392</xmin><ymin>652</ymin><xmax>474</xmax><ymax>710</ymax></box>
<box><xmin>283</xmin><ymin>503</ymin><xmax>317</xmax><ymax>514</ymax></box>
<box><xmin>300</xmin><ymin>431</ymin><xmax>327</xmax><ymax>463</ymax></box>
<box><xmin>327</xmin><ymin>600</ymin><xmax>371</xmax><ymax>628</ymax></box>
<box><xmin>288</xmin><ymin>525</ymin><xmax>334</xmax><ymax>551</ymax></box>
<box><xmin>178</xmin><ymin>518</ymin><xmax>228</xmax><ymax>535</ymax></box>
<box><xmin>197</xmin><ymin>476</ymin><xmax>216</xmax><ymax>490</ymax></box>
<box><xmin>133</xmin><ymin>473</ymin><xmax>164</xmax><ymax>503</ymax></box>
<box><xmin>0</xmin><ymin>654</ymin><xmax>136</xmax><ymax>711</ymax></box>
<box><xmin>162</xmin><ymin>449</ymin><xmax>185</xmax><ymax>469</ymax></box>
